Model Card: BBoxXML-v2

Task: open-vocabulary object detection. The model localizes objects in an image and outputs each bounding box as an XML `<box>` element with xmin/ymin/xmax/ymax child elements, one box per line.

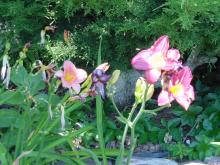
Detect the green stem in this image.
<box><xmin>110</xmin><ymin>96</ymin><xmax>124</xmax><ymax>120</ymax></box>
<box><xmin>126</xmin><ymin>104</ymin><xmax>170</xmax><ymax>165</ymax></box>
<box><xmin>110</xmin><ymin>96</ymin><xmax>131</xmax><ymax>126</ymax></box>
<box><xmin>132</xmin><ymin>108</ymin><xmax>144</xmax><ymax>127</ymax></box>
<box><xmin>96</xmin><ymin>95</ymin><xmax>107</xmax><ymax>165</ymax></box>
<box><xmin>14</xmin><ymin>100</ymin><xmax>31</xmax><ymax>158</ymax></box>
<box><xmin>116</xmin><ymin>103</ymin><xmax>137</xmax><ymax>165</ymax></box>
<box><xmin>116</xmin><ymin>124</ymin><xmax>128</xmax><ymax>165</ymax></box>
<box><xmin>144</xmin><ymin>103</ymin><xmax>170</xmax><ymax>114</ymax></box>
<box><xmin>125</xmin><ymin>108</ymin><xmax>144</xmax><ymax>165</ymax></box>
<box><xmin>126</xmin><ymin>127</ymin><xmax>136</xmax><ymax>165</ymax></box>
<box><xmin>125</xmin><ymin>85</ymin><xmax>149</xmax><ymax>165</ymax></box>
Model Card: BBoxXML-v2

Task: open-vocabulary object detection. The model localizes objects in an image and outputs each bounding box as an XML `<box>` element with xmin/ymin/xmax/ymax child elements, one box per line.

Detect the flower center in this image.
<box><xmin>64</xmin><ymin>72</ymin><xmax>75</xmax><ymax>83</ymax></box>
<box><xmin>150</xmin><ymin>52</ymin><xmax>166</xmax><ymax>68</ymax></box>
<box><xmin>169</xmin><ymin>84</ymin><xmax>183</xmax><ymax>96</ymax></box>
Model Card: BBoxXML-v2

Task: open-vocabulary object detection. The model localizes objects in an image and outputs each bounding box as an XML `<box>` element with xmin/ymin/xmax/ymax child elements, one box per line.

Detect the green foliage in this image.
<box><xmin>0</xmin><ymin>66</ymin><xmax>98</xmax><ymax>164</ymax></box>
<box><xmin>163</xmin><ymin>80</ymin><xmax>220</xmax><ymax>160</ymax></box>
<box><xmin>1</xmin><ymin>0</ymin><xmax>220</xmax><ymax>69</ymax></box>
<box><xmin>42</xmin><ymin>34</ymin><xmax>90</xmax><ymax>65</ymax></box>
<box><xmin>1</xmin><ymin>0</ymin><xmax>220</xmax><ymax>163</ymax></box>
<box><xmin>164</xmin><ymin>142</ymin><xmax>193</xmax><ymax>161</ymax></box>
<box><xmin>122</xmin><ymin>79</ymin><xmax>220</xmax><ymax>161</ymax></box>
<box><xmin>0</xmin><ymin>1</ymin><xmax>47</xmax><ymax>41</ymax></box>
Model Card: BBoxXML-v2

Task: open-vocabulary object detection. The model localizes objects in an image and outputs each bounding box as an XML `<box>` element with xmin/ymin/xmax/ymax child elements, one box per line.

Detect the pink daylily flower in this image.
<box><xmin>131</xmin><ymin>35</ymin><xmax>169</xmax><ymax>83</ymax></box>
<box><xmin>158</xmin><ymin>67</ymin><xmax>195</xmax><ymax>110</ymax></box>
<box><xmin>55</xmin><ymin>60</ymin><xmax>87</xmax><ymax>93</ymax></box>
<box><xmin>131</xmin><ymin>35</ymin><xmax>182</xmax><ymax>84</ymax></box>
<box><xmin>162</xmin><ymin>49</ymin><xmax>182</xmax><ymax>71</ymax></box>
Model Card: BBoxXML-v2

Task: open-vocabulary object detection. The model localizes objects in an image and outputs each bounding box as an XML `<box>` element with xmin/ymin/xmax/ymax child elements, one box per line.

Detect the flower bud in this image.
<box><xmin>135</xmin><ymin>77</ymin><xmax>154</xmax><ymax>103</ymax></box>
<box><xmin>108</xmin><ymin>70</ymin><xmax>120</xmax><ymax>85</ymax></box>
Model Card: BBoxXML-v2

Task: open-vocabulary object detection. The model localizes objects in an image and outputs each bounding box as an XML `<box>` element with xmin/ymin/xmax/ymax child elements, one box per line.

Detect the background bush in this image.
<box><xmin>1</xmin><ymin>0</ymin><xmax>220</xmax><ymax>69</ymax></box>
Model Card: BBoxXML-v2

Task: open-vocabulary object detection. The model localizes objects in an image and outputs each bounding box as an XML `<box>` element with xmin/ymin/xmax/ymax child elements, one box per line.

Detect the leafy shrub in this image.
<box><xmin>1</xmin><ymin>0</ymin><xmax>220</xmax><ymax>69</ymax></box>
<box><xmin>161</xmin><ymin>80</ymin><xmax>220</xmax><ymax>160</ymax></box>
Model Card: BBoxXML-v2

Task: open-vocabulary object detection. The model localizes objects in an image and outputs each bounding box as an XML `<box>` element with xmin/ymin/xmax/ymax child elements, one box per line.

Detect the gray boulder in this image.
<box><xmin>112</xmin><ymin>70</ymin><xmax>143</xmax><ymax>108</ymax></box>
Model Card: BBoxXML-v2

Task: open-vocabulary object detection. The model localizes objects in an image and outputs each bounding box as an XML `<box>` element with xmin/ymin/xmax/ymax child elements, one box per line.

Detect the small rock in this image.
<box><xmin>149</xmin><ymin>145</ymin><xmax>156</xmax><ymax>152</ymax></box>
<box><xmin>124</xmin><ymin>157</ymin><xmax>178</xmax><ymax>165</ymax></box>
<box><xmin>179</xmin><ymin>161</ymin><xmax>207</xmax><ymax>165</ymax></box>
<box><xmin>155</xmin><ymin>144</ymin><xmax>160</xmax><ymax>152</ymax></box>
<box><xmin>142</xmin><ymin>145</ymin><xmax>149</xmax><ymax>151</ymax></box>
<box><xmin>133</xmin><ymin>151</ymin><xmax>169</xmax><ymax>158</ymax></box>
<box><xmin>84</xmin><ymin>158</ymin><xmax>113</xmax><ymax>165</ymax></box>
<box><xmin>205</xmin><ymin>156</ymin><xmax>220</xmax><ymax>165</ymax></box>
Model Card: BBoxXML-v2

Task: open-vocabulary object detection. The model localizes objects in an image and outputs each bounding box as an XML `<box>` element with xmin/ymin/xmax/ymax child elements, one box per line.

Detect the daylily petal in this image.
<box><xmin>175</xmin><ymin>95</ymin><xmax>191</xmax><ymax>110</ymax></box>
<box><xmin>132</xmin><ymin>36</ymin><xmax>169</xmax><ymax>72</ymax></box>
<box><xmin>3</xmin><ymin>64</ymin><xmax>10</xmax><ymax>89</ymax></box>
<box><xmin>61</xmin><ymin>77</ymin><xmax>73</xmax><ymax>88</ymax></box>
<box><xmin>147</xmin><ymin>51</ymin><xmax>166</xmax><ymax>69</ymax></box>
<box><xmin>144</xmin><ymin>69</ymin><xmax>161</xmax><ymax>84</ymax></box>
<box><xmin>166</xmin><ymin>49</ymin><xmax>180</xmax><ymax>61</ymax></box>
<box><xmin>162</xmin><ymin>49</ymin><xmax>182</xmax><ymax>71</ymax></box>
<box><xmin>96</xmin><ymin>63</ymin><xmax>110</xmax><ymax>72</ymax></box>
<box><xmin>71</xmin><ymin>83</ymin><xmax>81</xmax><ymax>94</ymax></box>
<box><xmin>56</xmin><ymin>60</ymin><xmax>87</xmax><ymax>90</ymax></box>
<box><xmin>75</xmin><ymin>69</ymin><xmax>87</xmax><ymax>83</ymax></box>
<box><xmin>63</xmin><ymin>61</ymin><xmax>77</xmax><ymax>86</ymax></box>
<box><xmin>1</xmin><ymin>56</ymin><xmax>8</xmax><ymax>79</ymax></box>
<box><xmin>131</xmin><ymin>50</ymin><xmax>152</xmax><ymax>70</ymax></box>
<box><xmin>169</xmin><ymin>84</ymin><xmax>185</xmax><ymax>97</ymax></box>
<box><xmin>163</xmin><ymin>60</ymin><xmax>182</xmax><ymax>71</ymax></box>
<box><xmin>158</xmin><ymin>90</ymin><xmax>174</xmax><ymax>106</ymax></box>
<box><xmin>42</xmin><ymin>70</ymin><xmax>47</xmax><ymax>81</ymax></box>
<box><xmin>99</xmin><ymin>74</ymin><xmax>111</xmax><ymax>83</ymax></box>
<box><xmin>93</xmin><ymin>69</ymin><xmax>104</xmax><ymax>77</ymax></box>
<box><xmin>173</xmin><ymin>67</ymin><xmax>192</xmax><ymax>87</ymax></box>
<box><xmin>95</xmin><ymin>82</ymin><xmax>105</xmax><ymax>98</ymax></box>
<box><xmin>63</xmin><ymin>60</ymin><xmax>76</xmax><ymax>74</ymax></box>
<box><xmin>151</xmin><ymin>35</ymin><xmax>169</xmax><ymax>55</ymax></box>
<box><xmin>55</xmin><ymin>70</ymin><xmax>63</xmax><ymax>78</ymax></box>
<box><xmin>185</xmin><ymin>85</ymin><xmax>195</xmax><ymax>101</ymax></box>
<box><xmin>92</xmin><ymin>75</ymin><xmax>99</xmax><ymax>83</ymax></box>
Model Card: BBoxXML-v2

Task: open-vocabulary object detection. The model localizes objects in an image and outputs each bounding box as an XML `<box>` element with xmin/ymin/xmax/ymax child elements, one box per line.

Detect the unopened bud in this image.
<box><xmin>108</xmin><ymin>70</ymin><xmax>120</xmax><ymax>85</ymax></box>
<box><xmin>135</xmin><ymin>77</ymin><xmax>154</xmax><ymax>103</ymax></box>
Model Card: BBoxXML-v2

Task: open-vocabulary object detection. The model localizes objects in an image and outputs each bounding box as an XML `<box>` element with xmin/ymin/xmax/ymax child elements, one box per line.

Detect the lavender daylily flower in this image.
<box><xmin>91</xmin><ymin>63</ymin><xmax>111</xmax><ymax>98</ymax></box>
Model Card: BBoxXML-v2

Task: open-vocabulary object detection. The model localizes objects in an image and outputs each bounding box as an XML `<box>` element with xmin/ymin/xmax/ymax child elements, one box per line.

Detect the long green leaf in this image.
<box><xmin>0</xmin><ymin>143</ymin><xmax>8</xmax><ymax>165</ymax></box>
<box><xmin>42</xmin><ymin>125</ymin><xmax>94</xmax><ymax>152</ymax></box>
<box><xmin>0</xmin><ymin>109</ymin><xmax>19</xmax><ymax>128</ymax></box>
<box><xmin>96</xmin><ymin>36</ymin><xmax>107</xmax><ymax>165</ymax></box>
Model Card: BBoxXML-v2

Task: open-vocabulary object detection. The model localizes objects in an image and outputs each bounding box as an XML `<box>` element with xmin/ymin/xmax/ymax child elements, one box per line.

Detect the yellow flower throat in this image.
<box><xmin>169</xmin><ymin>84</ymin><xmax>183</xmax><ymax>96</ymax></box>
<box><xmin>64</xmin><ymin>72</ymin><xmax>75</xmax><ymax>83</ymax></box>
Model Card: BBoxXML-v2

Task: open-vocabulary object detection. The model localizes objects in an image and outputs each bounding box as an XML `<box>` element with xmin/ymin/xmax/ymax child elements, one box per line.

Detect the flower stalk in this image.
<box><xmin>95</xmin><ymin>36</ymin><xmax>108</xmax><ymax>165</ymax></box>
<box><xmin>115</xmin><ymin>82</ymin><xmax>171</xmax><ymax>165</ymax></box>
<box><xmin>116</xmin><ymin>102</ymin><xmax>137</xmax><ymax>165</ymax></box>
